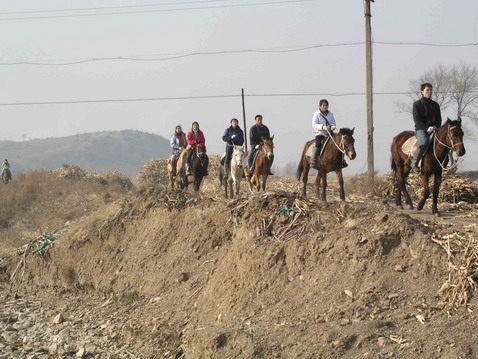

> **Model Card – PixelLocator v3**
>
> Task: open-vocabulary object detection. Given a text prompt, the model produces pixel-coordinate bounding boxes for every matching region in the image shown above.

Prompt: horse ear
[457,116,462,123]
[271,135,274,141]
[352,127,355,134]
[446,117,452,123]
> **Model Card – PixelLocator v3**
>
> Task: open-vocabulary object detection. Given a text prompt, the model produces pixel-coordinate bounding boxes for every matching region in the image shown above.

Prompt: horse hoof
[408,204,414,210]
[433,211,441,217]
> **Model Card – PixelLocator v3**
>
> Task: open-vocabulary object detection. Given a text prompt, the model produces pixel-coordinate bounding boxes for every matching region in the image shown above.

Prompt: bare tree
[396,63,478,124]
[396,64,454,114]
[449,64,478,124]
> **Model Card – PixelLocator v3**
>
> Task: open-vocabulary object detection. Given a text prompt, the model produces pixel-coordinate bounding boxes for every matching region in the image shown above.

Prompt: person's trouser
[411,129,429,169]
[224,146,233,175]
[311,135,325,164]
[171,150,179,173]
[247,147,258,171]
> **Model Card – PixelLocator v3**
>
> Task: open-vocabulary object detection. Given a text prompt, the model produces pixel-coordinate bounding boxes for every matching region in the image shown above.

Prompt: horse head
[233,144,245,168]
[261,136,274,161]
[339,128,356,160]
[444,118,466,157]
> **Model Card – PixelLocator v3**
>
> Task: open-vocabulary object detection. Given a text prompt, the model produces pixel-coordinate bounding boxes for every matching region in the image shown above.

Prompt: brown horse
[390,118,465,215]
[242,137,274,192]
[296,128,356,201]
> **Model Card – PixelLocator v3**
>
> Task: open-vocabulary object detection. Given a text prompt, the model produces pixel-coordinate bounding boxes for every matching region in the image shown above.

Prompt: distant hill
[0,130,170,176]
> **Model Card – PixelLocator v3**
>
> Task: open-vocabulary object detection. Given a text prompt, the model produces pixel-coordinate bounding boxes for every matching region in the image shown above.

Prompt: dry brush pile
[53,164,133,189]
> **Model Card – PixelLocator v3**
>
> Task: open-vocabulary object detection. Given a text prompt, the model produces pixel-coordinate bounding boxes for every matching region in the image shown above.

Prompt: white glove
[321,124,327,130]
[427,126,436,133]
[330,125,336,131]
[231,134,236,139]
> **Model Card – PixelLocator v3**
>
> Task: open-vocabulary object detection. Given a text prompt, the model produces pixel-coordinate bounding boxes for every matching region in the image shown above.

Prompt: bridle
[326,129,354,155]
[432,125,463,172]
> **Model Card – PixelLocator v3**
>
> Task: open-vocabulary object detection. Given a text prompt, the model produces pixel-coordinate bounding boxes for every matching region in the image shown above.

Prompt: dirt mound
[3,182,478,357]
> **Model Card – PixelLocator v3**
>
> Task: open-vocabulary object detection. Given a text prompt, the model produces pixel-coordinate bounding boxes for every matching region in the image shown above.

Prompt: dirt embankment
[2,175,478,358]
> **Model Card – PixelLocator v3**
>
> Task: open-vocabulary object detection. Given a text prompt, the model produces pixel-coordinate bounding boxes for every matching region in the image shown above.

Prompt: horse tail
[296,147,306,181]
[391,157,397,173]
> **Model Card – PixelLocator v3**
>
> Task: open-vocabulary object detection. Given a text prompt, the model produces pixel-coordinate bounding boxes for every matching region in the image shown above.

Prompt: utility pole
[364,0,374,178]
[241,88,248,149]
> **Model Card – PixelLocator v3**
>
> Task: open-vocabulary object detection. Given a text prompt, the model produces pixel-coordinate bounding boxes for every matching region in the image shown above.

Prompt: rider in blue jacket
[222,118,244,175]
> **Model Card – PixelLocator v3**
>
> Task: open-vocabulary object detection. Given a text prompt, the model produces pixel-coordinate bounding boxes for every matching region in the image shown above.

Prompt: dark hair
[420,83,433,91]
[319,99,329,106]
[230,118,238,123]
[175,125,182,130]
[255,115,263,120]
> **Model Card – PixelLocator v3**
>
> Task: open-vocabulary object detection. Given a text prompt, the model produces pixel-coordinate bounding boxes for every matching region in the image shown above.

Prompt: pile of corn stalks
[432,231,478,310]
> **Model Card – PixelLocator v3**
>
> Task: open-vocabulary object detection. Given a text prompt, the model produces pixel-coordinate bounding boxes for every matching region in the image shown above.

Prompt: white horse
[219,145,244,198]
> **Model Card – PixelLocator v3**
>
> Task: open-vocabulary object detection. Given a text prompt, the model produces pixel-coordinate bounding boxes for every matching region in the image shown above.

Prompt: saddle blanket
[306,137,330,157]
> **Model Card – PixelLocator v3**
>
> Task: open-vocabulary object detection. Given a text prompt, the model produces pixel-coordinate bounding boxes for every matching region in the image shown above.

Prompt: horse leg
[223,177,228,198]
[302,161,310,197]
[254,173,260,192]
[431,171,443,216]
[315,172,321,199]
[261,174,268,191]
[396,163,413,209]
[335,170,345,201]
[320,172,327,202]
[416,174,430,211]
[228,178,233,198]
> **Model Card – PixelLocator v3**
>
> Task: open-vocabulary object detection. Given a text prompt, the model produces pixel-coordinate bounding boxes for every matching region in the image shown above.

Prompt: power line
[375,41,478,47]
[0,43,363,66]
[1,41,476,66]
[0,0,230,15]
[0,0,319,21]
[2,91,478,107]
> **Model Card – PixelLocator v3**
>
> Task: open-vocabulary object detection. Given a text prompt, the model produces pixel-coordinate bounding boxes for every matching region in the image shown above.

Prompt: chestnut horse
[296,128,356,200]
[390,118,465,215]
[242,137,274,192]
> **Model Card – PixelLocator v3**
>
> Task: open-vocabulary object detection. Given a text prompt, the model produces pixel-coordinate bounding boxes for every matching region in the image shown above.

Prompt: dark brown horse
[242,137,274,192]
[178,146,209,192]
[390,118,465,215]
[296,128,356,200]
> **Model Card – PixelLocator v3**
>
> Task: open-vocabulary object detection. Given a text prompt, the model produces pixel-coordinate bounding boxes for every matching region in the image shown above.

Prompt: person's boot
[310,146,317,168]
[171,165,176,176]
[410,146,424,173]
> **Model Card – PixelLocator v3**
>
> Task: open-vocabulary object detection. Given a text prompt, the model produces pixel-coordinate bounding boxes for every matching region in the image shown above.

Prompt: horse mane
[338,128,354,136]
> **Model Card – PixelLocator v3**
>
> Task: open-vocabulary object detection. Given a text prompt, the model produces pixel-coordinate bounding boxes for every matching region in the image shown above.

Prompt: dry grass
[0,169,131,256]
[432,232,478,310]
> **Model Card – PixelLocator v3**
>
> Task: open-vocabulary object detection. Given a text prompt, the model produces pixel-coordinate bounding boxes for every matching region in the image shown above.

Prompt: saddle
[401,133,435,157]
[242,145,262,171]
[306,137,330,158]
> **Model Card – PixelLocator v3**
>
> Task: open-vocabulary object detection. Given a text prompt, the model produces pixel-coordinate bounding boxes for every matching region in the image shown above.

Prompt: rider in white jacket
[311,100,336,167]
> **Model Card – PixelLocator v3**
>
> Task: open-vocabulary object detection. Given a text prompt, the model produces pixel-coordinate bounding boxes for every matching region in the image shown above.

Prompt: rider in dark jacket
[411,83,442,172]
[222,118,244,175]
[246,115,273,176]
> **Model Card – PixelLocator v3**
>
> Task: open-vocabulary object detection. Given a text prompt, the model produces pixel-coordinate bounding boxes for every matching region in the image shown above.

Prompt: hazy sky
[1,0,477,173]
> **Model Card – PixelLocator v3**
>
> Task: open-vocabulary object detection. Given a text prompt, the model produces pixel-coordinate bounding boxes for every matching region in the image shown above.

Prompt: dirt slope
[2,175,477,358]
